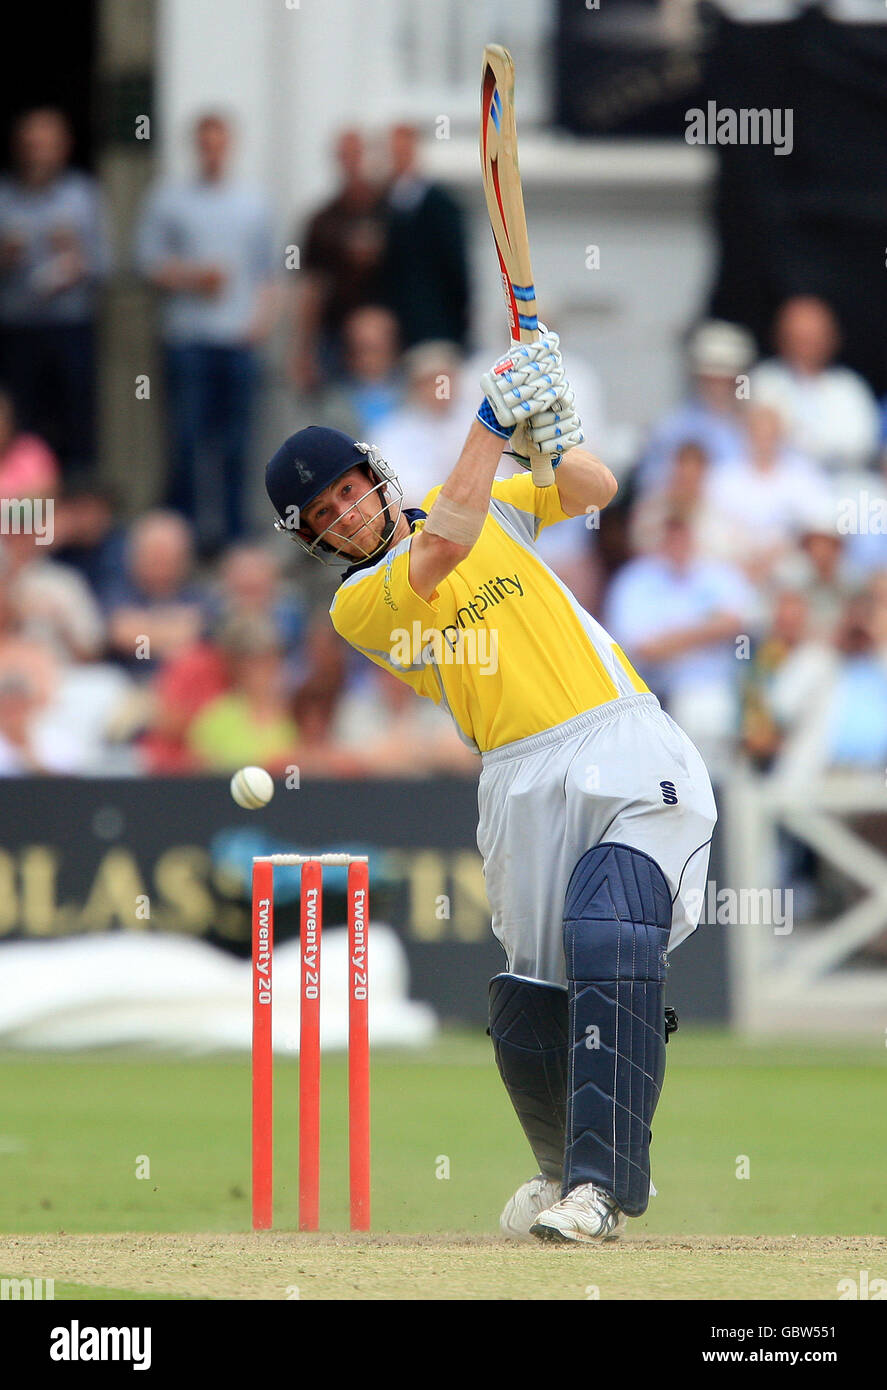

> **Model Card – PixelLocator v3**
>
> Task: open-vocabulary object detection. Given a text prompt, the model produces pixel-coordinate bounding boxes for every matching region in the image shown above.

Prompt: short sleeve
[488,472,571,543]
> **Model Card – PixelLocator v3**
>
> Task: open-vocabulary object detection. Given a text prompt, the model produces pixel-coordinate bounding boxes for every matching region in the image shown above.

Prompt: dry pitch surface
[2,1233,884,1300]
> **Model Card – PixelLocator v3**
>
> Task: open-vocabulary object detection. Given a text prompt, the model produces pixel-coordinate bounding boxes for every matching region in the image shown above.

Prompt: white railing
[725,768,887,1035]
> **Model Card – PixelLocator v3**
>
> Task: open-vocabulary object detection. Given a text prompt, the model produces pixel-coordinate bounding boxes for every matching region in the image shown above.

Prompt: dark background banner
[555,0,710,137]
[0,778,729,1024]
[556,4,887,394]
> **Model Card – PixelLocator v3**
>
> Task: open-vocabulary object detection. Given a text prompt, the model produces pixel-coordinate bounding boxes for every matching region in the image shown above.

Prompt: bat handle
[518,328,556,488]
[530,453,556,488]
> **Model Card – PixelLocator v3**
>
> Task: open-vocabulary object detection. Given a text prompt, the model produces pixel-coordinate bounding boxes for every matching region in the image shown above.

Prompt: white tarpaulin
[0,926,437,1051]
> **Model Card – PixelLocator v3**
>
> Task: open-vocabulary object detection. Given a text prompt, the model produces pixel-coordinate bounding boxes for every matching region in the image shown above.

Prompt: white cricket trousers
[476,693,718,987]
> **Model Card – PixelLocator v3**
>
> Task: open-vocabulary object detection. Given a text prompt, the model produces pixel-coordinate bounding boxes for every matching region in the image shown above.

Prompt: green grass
[0,1030,884,1238]
[42,1282,179,1300]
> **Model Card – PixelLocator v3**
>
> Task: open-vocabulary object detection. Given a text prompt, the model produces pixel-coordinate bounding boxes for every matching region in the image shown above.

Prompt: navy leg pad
[563,842,672,1216]
[489,974,568,1181]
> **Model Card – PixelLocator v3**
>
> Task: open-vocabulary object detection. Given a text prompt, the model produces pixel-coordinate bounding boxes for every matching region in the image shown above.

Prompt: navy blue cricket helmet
[265,426,403,567]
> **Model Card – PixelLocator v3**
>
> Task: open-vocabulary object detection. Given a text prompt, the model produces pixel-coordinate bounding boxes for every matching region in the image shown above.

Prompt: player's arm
[553,446,618,517]
[408,334,567,600]
[135,197,224,296]
[408,419,504,601]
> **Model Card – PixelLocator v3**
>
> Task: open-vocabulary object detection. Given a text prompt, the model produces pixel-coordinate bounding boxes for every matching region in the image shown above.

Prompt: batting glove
[509,386,584,467]
[478,328,566,431]
[476,395,514,439]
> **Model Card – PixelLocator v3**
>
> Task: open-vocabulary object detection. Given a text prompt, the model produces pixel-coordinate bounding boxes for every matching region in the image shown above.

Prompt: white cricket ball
[230,766,275,810]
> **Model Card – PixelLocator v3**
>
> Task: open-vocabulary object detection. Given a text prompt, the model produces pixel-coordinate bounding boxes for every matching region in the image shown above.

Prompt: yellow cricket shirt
[329,473,649,753]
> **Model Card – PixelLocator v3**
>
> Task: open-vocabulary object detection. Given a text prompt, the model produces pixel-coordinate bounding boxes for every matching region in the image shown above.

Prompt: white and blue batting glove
[477,328,566,433]
[476,395,514,439]
[509,386,585,468]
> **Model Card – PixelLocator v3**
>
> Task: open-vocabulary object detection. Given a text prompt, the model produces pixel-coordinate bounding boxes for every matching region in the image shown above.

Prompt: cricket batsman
[265,330,717,1243]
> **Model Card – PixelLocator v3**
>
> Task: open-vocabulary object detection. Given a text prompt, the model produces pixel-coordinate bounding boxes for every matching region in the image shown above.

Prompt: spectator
[706,403,833,582]
[141,591,328,777]
[379,124,470,351]
[135,111,278,553]
[0,108,110,476]
[374,340,469,506]
[288,129,388,391]
[772,501,856,639]
[868,568,887,647]
[338,305,402,433]
[209,542,308,687]
[0,670,79,773]
[0,388,59,497]
[740,586,810,769]
[637,319,755,491]
[766,586,887,783]
[750,296,880,477]
[0,572,57,704]
[140,631,230,774]
[629,440,735,562]
[49,480,126,604]
[0,544,136,772]
[105,510,207,673]
[186,615,300,774]
[139,545,306,775]
[2,524,105,663]
[31,654,139,776]
[605,513,756,775]
[737,583,820,915]
[834,449,887,582]
[0,670,41,771]
[0,578,92,772]
[291,612,351,746]
[331,665,478,776]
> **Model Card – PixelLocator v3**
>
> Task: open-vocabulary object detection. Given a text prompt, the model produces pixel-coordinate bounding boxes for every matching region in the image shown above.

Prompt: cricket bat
[480,44,554,487]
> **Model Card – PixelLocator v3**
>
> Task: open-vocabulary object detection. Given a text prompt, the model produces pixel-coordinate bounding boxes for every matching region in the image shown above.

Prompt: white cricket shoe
[500,1174,563,1241]
[530,1182,627,1244]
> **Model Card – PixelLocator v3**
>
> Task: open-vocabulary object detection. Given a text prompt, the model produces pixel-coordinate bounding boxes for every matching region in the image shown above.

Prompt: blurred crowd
[0,106,885,781]
[607,306,887,783]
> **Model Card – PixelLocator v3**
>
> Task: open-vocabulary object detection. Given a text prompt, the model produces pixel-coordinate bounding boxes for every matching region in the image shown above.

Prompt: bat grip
[530,453,556,488]
[518,329,556,487]
[514,322,558,487]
